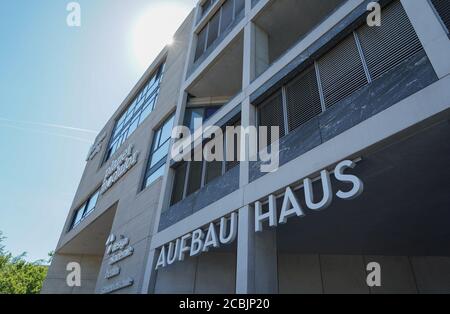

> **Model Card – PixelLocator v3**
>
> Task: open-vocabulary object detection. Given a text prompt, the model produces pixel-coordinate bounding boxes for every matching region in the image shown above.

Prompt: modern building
[42,0,450,294]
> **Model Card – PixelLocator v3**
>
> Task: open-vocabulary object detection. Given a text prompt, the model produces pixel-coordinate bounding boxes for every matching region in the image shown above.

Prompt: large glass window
[143,114,175,189]
[105,62,165,162]
[70,189,100,230]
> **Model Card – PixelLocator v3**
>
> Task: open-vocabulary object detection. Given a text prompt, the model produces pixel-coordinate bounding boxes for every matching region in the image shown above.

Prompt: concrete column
[235,205,278,294]
[141,249,158,294]
[236,205,255,293]
[240,21,256,187]
[254,227,278,293]
[252,24,270,79]
[142,4,200,295]
[401,0,450,78]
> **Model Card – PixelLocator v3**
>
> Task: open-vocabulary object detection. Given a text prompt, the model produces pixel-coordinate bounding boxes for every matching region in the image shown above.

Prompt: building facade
[42,0,450,294]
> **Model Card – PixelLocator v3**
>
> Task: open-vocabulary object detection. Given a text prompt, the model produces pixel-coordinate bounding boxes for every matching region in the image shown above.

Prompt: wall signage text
[86,132,107,161]
[156,213,238,269]
[155,160,364,269]
[101,145,139,194]
[101,234,135,294]
[100,277,134,294]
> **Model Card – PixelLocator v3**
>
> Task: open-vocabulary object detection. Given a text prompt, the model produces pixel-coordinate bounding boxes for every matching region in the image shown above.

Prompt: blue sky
[0,0,195,261]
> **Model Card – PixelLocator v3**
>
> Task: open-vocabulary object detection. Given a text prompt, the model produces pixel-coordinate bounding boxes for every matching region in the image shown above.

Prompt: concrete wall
[41,253,102,294]
[154,251,236,294]
[43,11,195,294]
[278,254,450,294]
[45,0,450,295]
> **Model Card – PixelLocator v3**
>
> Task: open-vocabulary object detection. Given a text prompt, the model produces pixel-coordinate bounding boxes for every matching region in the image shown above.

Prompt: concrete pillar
[236,205,278,294]
[141,249,158,294]
[254,227,278,293]
[240,20,256,187]
[236,205,255,293]
[142,4,200,294]
[401,0,450,78]
[252,24,270,79]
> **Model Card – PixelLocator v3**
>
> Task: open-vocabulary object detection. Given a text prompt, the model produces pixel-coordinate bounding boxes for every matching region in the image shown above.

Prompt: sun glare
[131,1,193,70]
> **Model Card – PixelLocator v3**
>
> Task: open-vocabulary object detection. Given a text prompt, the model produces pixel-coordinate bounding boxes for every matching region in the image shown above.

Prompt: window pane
[195,26,208,61]
[171,163,187,205]
[234,0,245,19]
[73,204,86,227]
[105,62,165,162]
[160,115,175,143]
[84,190,99,215]
[140,103,153,122]
[150,141,170,168]
[144,164,165,188]
[204,107,220,120]
[202,0,212,15]
[207,10,221,48]
[142,114,174,191]
[220,0,234,33]
[184,108,204,132]
[127,116,140,137]
[186,161,203,196]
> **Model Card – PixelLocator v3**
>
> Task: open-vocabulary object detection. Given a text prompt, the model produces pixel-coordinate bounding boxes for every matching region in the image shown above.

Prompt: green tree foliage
[0,231,49,294]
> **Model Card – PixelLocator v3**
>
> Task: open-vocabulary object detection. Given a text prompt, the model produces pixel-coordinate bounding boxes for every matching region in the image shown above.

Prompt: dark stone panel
[319,51,438,142]
[249,51,438,183]
[192,164,240,212]
[158,193,196,232]
[158,165,240,231]
[249,117,322,182]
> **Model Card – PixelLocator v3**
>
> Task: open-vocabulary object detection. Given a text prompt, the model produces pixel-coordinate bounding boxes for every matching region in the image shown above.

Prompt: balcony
[252,0,345,79]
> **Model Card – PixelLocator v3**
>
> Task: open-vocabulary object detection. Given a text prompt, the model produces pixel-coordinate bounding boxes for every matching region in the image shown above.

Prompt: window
[257,1,423,144]
[258,91,285,148]
[170,118,241,206]
[70,189,100,230]
[143,114,175,189]
[286,66,322,132]
[220,0,234,33]
[357,0,423,80]
[194,0,245,62]
[207,10,221,48]
[184,106,221,132]
[317,34,368,109]
[199,0,215,20]
[105,62,165,162]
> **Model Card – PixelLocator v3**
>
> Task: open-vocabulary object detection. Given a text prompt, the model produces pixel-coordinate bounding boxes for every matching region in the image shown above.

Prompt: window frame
[142,114,175,190]
[103,62,166,164]
[69,188,101,231]
[170,117,241,206]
